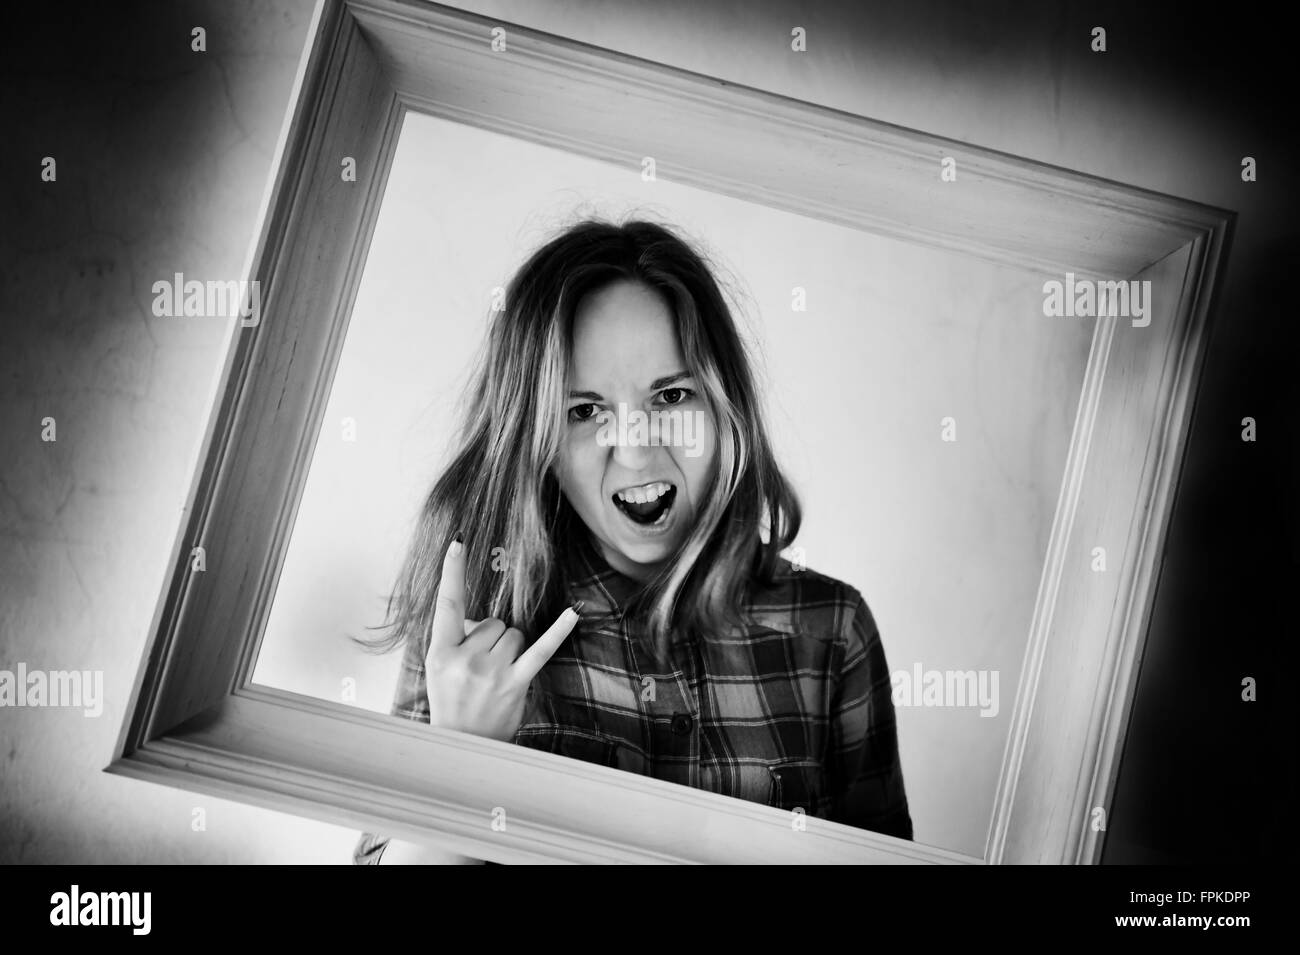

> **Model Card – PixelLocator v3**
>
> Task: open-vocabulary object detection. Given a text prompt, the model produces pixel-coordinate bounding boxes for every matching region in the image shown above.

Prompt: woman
[354,218,912,863]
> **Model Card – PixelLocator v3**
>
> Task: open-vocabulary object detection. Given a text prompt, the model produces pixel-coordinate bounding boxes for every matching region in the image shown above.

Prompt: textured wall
[1,0,1292,863]
[0,0,352,863]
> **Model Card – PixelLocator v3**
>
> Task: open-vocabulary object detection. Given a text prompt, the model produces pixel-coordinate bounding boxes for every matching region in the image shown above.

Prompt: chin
[615,539,675,566]
[599,520,692,570]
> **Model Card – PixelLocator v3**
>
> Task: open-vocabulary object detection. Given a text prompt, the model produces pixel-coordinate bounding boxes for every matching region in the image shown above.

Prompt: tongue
[617,487,675,525]
[622,493,672,524]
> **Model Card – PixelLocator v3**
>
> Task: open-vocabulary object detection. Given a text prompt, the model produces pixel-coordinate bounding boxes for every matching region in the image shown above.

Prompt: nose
[611,432,653,471]
[609,403,654,471]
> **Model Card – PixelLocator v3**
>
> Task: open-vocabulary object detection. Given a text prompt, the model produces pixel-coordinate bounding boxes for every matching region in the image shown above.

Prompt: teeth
[617,481,672,503]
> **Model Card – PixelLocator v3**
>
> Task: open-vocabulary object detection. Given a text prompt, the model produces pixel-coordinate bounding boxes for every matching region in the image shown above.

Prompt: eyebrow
[650,371,692,390]
[567,371,692,401]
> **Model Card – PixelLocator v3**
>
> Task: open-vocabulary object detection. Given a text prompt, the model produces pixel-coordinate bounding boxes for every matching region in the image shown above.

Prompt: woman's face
[555,279,718,582]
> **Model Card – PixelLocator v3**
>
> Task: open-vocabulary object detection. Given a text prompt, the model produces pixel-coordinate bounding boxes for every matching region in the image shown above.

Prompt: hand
[423,535,580,742]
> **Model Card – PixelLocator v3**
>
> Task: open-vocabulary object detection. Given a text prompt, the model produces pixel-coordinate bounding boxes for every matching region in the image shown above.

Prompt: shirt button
[670,713,693,736]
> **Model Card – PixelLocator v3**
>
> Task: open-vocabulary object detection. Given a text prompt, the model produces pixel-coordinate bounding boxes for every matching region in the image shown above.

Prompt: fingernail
[449,531,464,555]
[571,600,585,615]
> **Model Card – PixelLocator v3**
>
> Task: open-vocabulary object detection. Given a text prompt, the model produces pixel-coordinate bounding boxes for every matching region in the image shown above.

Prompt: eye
[657,387,695,406]
[567,403,600,423]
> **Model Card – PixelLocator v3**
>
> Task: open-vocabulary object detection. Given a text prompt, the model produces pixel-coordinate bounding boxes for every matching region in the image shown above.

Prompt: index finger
[509,603,581,686]
[429,533,466,651]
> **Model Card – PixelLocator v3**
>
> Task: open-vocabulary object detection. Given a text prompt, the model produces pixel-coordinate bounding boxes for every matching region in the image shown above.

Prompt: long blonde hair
[360,218,800,655]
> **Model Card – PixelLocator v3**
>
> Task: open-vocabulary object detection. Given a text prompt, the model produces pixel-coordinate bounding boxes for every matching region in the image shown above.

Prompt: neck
[594,538,664,584]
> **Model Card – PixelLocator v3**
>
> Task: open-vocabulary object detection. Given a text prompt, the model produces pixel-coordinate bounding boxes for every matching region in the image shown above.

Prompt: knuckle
[427,648,467,677]
[425,649,454,675]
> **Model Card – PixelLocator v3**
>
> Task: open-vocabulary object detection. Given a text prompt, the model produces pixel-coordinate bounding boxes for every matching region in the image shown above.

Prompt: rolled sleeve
[353,830,390,865]
[351,628,431,864]
[825,594,913,840]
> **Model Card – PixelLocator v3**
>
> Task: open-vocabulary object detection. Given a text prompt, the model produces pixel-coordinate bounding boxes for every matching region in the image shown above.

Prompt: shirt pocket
[514,724,623,770]
[767,759,828,816]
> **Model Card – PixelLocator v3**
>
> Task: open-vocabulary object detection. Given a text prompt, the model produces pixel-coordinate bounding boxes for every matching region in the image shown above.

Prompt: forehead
[569,280,685,385]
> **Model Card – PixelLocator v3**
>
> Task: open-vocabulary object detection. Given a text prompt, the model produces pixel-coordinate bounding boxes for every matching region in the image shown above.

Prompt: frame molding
[109,0,1233,864]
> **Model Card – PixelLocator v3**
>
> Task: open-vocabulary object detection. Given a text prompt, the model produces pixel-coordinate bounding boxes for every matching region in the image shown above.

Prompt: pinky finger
[510,605,580,685]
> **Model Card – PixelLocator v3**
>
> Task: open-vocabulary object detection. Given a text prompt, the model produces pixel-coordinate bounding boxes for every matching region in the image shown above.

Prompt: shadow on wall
[1102,236,1299,864]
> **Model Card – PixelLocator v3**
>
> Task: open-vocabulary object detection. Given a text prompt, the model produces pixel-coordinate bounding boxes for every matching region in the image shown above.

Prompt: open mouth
[612,481,677,526]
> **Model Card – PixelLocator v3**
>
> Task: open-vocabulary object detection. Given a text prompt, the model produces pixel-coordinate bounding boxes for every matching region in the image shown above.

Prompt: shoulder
[743,557,877,649]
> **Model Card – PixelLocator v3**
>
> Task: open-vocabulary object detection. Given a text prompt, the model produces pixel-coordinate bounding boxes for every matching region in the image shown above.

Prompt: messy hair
[360,218,800,655]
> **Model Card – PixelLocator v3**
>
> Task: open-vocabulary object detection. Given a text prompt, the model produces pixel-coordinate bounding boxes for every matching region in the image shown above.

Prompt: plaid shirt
[354,539,912,863]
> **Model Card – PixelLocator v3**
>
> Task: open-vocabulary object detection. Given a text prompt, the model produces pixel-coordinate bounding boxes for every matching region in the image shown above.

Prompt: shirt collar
[562,532,795,640]
[564,532,643,619]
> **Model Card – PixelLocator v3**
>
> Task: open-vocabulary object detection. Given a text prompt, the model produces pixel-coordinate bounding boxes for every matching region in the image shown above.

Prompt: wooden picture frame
[107,0,1233,864]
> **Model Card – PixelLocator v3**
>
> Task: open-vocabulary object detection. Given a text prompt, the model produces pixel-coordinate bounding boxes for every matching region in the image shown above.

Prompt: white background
[253,110,1096,858]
